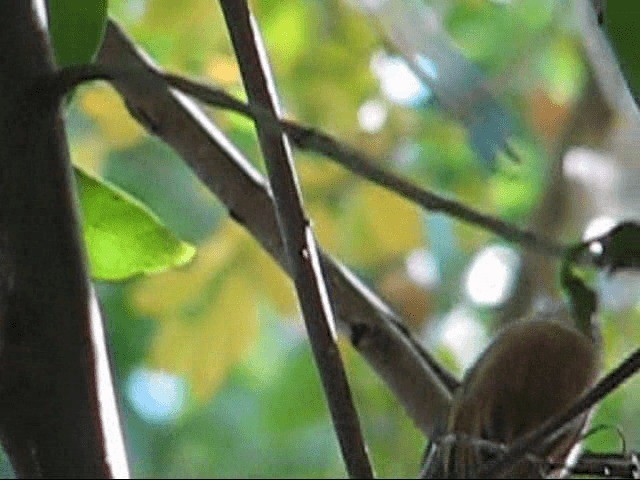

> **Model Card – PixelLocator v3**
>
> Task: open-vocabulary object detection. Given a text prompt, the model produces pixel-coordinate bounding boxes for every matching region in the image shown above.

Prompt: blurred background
[3,0,639,477]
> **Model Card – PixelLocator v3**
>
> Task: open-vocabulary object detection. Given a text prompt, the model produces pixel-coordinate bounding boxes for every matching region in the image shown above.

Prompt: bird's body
[423,318,600,478]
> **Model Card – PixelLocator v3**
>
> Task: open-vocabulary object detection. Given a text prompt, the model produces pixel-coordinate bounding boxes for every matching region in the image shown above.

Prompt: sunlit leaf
[339,183,423,265]
[75,167,196,280]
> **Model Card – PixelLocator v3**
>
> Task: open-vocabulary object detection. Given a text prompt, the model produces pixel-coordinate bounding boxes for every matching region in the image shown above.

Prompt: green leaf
[47,0,108,67]
[602,1,640,101]
[74,167,196,281]
[560,245,598,336]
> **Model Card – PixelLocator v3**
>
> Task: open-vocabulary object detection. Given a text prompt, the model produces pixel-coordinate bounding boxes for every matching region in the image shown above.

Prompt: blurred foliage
[5,0,635,478]
[132,221,296,401]
[586,307,640,453]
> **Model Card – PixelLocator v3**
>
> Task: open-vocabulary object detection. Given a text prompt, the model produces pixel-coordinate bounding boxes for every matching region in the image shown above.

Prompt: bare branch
[161,74,566,258]
[219,2,373,476]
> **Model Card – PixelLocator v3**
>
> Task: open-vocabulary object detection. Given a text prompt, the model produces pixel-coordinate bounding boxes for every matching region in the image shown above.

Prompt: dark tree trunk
[0,2,128,477]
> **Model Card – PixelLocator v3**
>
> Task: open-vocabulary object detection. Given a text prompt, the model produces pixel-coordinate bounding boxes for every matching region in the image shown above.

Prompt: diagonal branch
[218,1,372,476]
[94,19,454,438]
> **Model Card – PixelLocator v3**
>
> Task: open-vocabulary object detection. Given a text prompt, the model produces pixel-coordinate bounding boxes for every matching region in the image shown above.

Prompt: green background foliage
[3,0,637,477]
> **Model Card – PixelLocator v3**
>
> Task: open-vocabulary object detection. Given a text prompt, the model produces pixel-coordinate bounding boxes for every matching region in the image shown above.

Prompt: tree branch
[219,1,373,476]
[159,74,566,258]
[0,3,129,478]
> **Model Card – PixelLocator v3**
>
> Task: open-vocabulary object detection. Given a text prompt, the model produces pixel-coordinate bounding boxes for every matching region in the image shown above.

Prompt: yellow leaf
[79,85,146,149]
[246,238,298,317]
[147,271,258,402]
[297,158,349,195]
[132,220,269,400]
[143,0,212,32]
[364,185,422,253]
[133,222,244,316]
[69,134,109,175]
[149,313,197,375]
[188,273,258,400]
[205,55,241,86]
[307,203,339,254]
[339,183,423,265]
[137,0,221,71]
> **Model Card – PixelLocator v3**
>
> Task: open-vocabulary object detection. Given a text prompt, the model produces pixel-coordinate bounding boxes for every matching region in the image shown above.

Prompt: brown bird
[422,312,601,478]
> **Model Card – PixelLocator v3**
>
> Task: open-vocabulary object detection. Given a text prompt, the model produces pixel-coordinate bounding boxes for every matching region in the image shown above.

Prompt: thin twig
[219,1,373,477]
[49,63,567,258]
[479,347,640,478]
[162,73,566,258]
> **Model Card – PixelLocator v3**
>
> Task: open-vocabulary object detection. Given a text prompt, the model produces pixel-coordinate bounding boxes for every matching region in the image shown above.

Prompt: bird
[421,309,601,478]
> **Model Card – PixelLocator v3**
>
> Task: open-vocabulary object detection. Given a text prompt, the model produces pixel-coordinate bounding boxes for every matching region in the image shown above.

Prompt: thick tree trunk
[0,2,128,477]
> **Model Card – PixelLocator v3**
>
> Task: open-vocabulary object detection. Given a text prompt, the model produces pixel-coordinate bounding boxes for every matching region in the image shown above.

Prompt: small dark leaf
[47,0,108,67]
[561,246,598,335]
[601,1,640,106]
